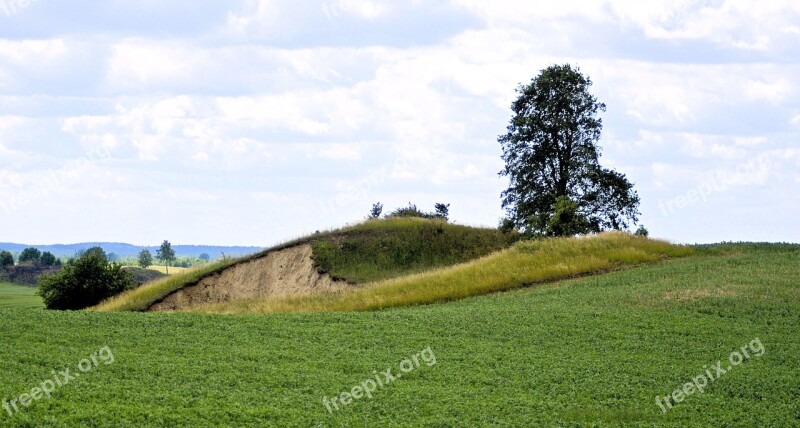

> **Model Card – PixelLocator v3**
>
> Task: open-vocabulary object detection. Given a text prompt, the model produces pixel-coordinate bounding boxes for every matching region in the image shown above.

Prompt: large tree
[499,64,640,236]
[156,240,176,274]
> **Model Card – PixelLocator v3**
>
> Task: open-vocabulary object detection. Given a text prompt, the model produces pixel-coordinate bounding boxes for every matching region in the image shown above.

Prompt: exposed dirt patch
[148,244,348,311]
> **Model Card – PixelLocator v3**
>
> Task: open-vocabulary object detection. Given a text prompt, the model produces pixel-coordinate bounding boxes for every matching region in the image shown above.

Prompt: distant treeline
[0,242,263,260]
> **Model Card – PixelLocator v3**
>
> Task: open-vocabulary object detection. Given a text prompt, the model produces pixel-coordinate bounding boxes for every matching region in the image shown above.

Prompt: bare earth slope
[149,244,346,311]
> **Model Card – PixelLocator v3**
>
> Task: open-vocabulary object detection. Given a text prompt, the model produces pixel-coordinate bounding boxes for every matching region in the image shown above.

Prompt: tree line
[0,248,61,268]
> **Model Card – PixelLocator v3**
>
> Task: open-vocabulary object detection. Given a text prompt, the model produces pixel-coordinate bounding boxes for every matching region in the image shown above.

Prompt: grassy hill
[199,231,692,314]
[1,243,797,426]
[92,218,517,312]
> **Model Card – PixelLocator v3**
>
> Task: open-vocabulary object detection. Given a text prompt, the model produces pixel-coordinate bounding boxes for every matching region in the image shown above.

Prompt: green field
[1,244,797,426]
[0,282,43,309]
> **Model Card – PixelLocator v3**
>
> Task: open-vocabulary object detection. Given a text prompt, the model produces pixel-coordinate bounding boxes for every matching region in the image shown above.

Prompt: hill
[92,217,517,312]
[92,219,691,314]
[1,243,797,426]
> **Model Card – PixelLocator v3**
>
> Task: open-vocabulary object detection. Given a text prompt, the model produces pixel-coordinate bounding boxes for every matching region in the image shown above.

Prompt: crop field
[1,244,797,426]
[0,282,43,309]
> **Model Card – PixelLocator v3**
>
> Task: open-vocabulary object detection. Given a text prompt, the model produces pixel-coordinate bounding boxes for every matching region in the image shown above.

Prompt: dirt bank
[148,244,346,311]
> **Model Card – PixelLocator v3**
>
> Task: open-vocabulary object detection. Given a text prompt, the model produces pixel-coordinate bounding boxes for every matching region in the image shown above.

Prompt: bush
[634,225,649,237]
[18,247,41,264]
[386,202,451,221]
[40,251,57,266]
[544,196,592,237]
[0,250,13,268]
[38,251,133,310]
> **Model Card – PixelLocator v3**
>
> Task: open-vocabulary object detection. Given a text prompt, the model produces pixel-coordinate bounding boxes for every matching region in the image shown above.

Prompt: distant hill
[0,242,262,260]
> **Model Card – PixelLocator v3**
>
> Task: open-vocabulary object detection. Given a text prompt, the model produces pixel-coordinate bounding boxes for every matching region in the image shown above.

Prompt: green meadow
[1,243,797,426]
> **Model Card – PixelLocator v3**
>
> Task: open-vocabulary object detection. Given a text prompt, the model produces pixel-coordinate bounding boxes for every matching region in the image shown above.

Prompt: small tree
[434,203,450,221]
[0,250,13,268]
[369,202,383,219]
[37,251,133,310]
[156,240,176,274]
[199,253,210,262]
[634,225,649,237]
[40,251,57,266]
[18,247,42,264]
[138,249,154,268]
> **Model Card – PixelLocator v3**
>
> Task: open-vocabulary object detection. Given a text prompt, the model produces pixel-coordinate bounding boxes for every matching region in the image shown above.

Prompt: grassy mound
[197,232,692,314]
[310,217,516,283]
[92,218,515,312]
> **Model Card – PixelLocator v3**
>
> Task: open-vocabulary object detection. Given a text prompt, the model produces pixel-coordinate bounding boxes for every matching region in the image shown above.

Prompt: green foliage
[82,246,108,261]
[385,202,451,221]
[18,247,41,264]
[156,240,176,274]
[199,253,210,262]
[537,195,592,237]
[40,251,57,266]
[635,224,650,237]
[0,250,13,268]
[499,64,640,235]
[3,243,797,426]
[498,217,517,234]
[37,251,133,310]
[433,202,450,221]
[310,217,515,283]
[369,202,383,219]
[138,249,154,268]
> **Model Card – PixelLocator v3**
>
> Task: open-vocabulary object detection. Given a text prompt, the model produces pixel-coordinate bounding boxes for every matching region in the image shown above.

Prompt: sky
[0,0,798,246]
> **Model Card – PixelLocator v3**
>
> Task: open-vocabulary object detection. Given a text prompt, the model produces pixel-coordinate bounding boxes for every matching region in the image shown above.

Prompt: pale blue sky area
[1,1,798,246]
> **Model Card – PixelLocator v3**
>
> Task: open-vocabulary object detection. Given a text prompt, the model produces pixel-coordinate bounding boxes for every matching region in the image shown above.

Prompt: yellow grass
[193,232,692,314]
[147,265,190,275]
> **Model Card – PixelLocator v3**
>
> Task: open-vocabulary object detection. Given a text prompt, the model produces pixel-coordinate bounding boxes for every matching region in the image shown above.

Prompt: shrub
[38,251,133,310]
[40,251,57,266]
[634,225,649,237]
[369,202,383,219]
[18,247,42,264]
[0,250,13,268]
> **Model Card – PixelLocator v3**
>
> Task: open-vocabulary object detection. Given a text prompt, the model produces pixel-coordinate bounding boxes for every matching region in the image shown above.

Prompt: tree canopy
[499,64,640,236]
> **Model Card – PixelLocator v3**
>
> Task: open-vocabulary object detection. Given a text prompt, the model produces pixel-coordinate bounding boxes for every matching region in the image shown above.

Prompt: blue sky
[1,0,798,246]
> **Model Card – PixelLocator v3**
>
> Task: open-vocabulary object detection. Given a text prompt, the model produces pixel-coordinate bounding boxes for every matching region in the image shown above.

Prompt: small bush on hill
[38,250,133,310]
[385,202,451,221]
